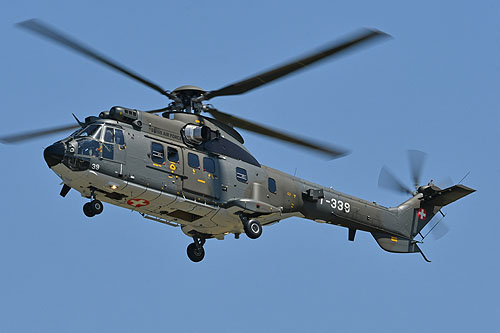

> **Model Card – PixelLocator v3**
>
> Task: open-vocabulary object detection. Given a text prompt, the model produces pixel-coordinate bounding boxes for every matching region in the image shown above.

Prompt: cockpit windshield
[73,124,102,139]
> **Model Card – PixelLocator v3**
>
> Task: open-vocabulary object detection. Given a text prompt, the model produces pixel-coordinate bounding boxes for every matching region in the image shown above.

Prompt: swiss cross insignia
[417,208,427,220]
[127,198,150,207]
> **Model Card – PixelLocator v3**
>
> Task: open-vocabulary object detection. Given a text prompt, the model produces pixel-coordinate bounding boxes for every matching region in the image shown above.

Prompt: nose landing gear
[83,199,104,217]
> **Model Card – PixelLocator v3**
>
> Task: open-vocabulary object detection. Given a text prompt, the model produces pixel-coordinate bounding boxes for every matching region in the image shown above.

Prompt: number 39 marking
[330,198,350,213]
[91,163,100,171]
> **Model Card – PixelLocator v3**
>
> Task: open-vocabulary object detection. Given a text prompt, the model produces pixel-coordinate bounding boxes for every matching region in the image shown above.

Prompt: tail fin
[372,184,475,255]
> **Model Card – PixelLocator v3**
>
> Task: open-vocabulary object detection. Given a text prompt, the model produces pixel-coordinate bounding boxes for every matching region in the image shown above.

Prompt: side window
[268,177,277,193]
[115,129,125,145]
[104,127,114,143]
[188,153,200,169]
[151,142,165,164]
[236,167,248,183]
[102,143,114,160]
[168,147,179,163]
[203,157,215,173]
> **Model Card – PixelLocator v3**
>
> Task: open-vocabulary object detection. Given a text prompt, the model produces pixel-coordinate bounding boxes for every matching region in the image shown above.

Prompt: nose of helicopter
[43,142,65,167]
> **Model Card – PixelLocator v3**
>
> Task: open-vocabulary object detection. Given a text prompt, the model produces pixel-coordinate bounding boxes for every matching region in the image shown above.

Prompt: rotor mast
[165,85,207,114]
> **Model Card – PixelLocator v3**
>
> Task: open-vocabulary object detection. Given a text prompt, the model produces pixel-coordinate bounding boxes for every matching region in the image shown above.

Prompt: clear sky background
[0,1,498,332]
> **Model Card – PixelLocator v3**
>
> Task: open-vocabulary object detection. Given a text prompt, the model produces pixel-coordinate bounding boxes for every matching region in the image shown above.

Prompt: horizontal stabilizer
[424,184,475,207]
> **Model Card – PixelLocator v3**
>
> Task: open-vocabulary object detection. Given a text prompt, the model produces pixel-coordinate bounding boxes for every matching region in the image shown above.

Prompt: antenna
[458,171,471,185]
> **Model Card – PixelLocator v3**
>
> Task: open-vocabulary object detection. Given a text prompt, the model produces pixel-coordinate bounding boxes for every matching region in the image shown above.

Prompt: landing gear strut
[187,237,205,262]
[83,189,104,217]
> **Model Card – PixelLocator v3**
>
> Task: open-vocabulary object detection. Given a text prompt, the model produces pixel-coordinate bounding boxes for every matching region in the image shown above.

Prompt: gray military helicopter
[1,19,475,262]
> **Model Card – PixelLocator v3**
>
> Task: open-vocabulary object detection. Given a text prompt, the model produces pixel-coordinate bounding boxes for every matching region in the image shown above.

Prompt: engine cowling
[184,124,211,145]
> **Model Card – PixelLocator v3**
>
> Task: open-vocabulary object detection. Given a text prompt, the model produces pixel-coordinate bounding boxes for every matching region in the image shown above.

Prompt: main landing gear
[187,237,205,262]
[240,216,262,239]
[185,218,262,263]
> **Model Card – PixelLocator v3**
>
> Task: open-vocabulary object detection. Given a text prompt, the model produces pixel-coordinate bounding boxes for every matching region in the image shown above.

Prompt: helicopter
[0,19,475,262]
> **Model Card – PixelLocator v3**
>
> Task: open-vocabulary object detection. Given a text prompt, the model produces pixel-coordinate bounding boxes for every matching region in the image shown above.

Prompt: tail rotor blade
[434,176,454,189]
[421,209,450,241]
[431,222,450,240]
[378,166,413,195]
[408,149,427,189]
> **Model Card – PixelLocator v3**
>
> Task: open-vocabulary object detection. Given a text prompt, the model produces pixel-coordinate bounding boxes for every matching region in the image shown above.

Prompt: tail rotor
[377,166,414,196]
[378,149,428,196]
[408,149,427,191]
[378,149,451,240]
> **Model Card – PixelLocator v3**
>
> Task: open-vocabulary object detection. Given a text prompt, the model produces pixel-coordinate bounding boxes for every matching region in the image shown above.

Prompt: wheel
[90,200,104,215]
[244,219,262,239]
[187,243,205,262]
[83,202,95,217]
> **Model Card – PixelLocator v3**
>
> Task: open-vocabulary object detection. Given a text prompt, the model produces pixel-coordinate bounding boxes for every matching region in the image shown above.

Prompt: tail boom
[371,184,475,254]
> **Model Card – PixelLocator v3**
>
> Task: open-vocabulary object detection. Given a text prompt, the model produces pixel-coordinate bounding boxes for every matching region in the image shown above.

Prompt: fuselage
[44,109,409,241]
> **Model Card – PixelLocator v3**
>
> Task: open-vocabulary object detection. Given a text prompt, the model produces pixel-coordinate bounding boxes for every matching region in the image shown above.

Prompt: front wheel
[187,243,205,262]
[244,219,262,239]
[83,202,95,217]
[90,200,103,215]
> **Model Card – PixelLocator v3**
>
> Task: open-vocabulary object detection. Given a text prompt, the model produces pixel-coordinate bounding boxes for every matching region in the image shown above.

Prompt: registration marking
[321,197,351,213]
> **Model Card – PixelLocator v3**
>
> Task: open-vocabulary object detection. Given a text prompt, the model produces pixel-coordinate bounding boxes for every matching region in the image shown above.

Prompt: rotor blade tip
[337,149,351,157]
[16,18,38,28]
[325,149,350,160]
[358,27,391,39]
[367,28,392,39]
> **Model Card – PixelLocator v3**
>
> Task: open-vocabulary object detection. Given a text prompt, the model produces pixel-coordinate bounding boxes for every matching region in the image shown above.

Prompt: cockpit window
[75,125,102,139]
[70,128,81,137]
[104,127,114,143]
[76,139,100,157]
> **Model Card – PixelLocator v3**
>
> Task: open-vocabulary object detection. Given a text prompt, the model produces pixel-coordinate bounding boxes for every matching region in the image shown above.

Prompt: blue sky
[0,1,498,332]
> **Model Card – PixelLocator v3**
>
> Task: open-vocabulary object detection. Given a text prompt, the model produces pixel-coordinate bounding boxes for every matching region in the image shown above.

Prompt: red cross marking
[127,198,150,207]
[417,208,427,220]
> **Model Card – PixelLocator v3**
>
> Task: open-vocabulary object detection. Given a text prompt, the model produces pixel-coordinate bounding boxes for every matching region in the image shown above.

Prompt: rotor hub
[171,85,205,107]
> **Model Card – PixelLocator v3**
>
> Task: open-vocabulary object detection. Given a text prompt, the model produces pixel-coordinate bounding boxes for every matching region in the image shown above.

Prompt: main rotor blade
[0,123,80,144]
[408,149,427,189]
[201,29,389,100]
[378,166,413,196]
[205,107,348,158]
[17,19,177,101]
